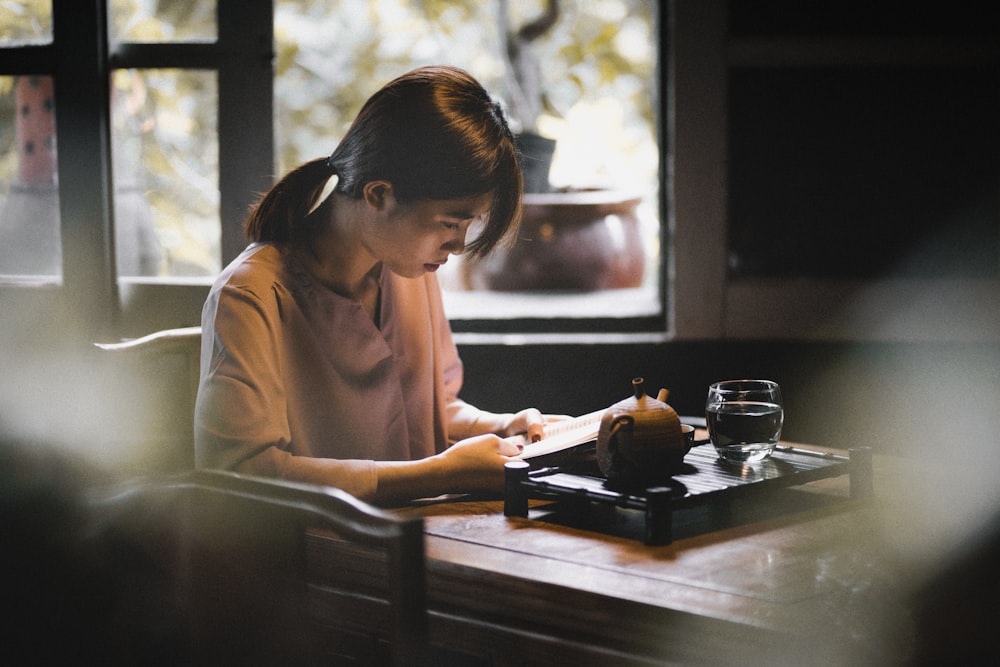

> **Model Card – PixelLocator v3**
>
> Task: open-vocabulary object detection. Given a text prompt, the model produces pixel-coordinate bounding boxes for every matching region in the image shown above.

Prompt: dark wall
[458,340,1000,458]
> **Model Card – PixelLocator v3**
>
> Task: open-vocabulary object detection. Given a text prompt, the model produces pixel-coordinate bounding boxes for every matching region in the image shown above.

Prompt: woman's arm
[370,432,522,504]
[234,432,521,505]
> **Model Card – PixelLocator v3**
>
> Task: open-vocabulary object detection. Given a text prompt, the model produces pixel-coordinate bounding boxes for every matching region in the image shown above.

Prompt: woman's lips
[424,263,441,272]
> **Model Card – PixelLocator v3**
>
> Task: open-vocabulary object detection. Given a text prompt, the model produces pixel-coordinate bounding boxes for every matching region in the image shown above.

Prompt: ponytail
[243,158,334,243]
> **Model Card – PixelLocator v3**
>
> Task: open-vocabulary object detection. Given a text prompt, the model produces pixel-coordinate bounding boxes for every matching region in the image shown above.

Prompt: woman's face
[367,187,493,279]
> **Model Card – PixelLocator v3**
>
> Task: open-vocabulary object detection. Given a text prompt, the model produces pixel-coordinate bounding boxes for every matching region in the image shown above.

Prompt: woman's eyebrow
[443,209,481,221]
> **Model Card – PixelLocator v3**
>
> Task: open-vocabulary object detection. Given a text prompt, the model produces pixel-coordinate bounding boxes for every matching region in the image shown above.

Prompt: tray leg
[849,447,874,499]
[645,486,673,546]
[504,461,531,517]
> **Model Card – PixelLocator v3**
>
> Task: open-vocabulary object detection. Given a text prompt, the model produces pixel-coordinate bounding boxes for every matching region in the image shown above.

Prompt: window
[2,0,664,341]
[0,0,272,337]
[727,3,999,281]
[6,1,996,344]
[672,0,1000,342]
[1,2,57,282]
[109,0,273,336]
[0,73,60,279]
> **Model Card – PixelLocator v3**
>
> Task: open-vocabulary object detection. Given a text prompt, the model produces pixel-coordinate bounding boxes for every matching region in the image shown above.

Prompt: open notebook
[506,408,605,459]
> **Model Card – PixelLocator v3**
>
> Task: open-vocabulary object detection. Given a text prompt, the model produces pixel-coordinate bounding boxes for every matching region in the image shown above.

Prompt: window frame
[112,0,274,336]
[3,0,671,342]
[0,0,273,340]
[670,0,1000,344]
[0,1,115,338]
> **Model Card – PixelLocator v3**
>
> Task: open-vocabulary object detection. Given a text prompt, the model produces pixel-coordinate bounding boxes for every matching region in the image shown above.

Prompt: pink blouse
[194,243,484,499]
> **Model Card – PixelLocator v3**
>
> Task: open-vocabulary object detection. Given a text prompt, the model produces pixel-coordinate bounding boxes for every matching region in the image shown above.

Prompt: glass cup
[706,380,783,463]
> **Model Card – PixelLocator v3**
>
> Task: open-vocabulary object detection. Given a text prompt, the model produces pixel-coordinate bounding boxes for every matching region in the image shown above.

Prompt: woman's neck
[293,193,381,302]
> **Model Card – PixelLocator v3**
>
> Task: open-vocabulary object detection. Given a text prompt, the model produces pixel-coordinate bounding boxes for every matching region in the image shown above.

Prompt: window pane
[728,66,1000,279]
[0,0,52,43]
[0,75,61,281]
[111,69,219,278]
[109,0,216,42]
[274,0,661,321]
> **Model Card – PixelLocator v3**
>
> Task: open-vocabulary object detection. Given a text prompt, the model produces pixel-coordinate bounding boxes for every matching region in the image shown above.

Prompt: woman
[195,66,555,504]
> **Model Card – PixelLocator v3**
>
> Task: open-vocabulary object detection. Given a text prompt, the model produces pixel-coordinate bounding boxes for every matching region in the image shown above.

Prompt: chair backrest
[94,326,202,476]
[94,468,427,666]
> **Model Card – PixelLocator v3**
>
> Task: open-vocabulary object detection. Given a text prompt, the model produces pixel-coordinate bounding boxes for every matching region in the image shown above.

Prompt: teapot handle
[606,414,635,453]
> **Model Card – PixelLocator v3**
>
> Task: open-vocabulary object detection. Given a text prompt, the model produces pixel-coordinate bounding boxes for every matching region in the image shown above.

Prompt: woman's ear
[362,180,393,210]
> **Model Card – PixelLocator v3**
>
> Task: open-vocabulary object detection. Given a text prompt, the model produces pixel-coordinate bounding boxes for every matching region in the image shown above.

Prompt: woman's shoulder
[215,243,286,289]
[205,244,298,316]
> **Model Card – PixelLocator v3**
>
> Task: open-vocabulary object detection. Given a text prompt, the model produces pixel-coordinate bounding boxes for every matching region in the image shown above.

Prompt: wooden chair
[94,468,427,666]
[94,326,202,476]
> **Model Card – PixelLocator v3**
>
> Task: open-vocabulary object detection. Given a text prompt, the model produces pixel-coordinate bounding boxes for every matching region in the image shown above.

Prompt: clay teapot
[597,377,688,489]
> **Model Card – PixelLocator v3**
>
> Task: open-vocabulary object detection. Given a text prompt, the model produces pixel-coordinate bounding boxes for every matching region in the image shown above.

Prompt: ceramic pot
[464,189,645,291]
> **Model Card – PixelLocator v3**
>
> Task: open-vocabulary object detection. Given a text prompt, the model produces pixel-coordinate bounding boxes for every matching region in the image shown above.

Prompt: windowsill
[118,275,215,286]
[442,286,661,320]
[0,274,61,287]
[443,286,669,345]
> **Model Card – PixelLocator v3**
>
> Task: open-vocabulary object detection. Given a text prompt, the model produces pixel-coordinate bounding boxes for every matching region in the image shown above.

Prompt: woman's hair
[244,65,522,258]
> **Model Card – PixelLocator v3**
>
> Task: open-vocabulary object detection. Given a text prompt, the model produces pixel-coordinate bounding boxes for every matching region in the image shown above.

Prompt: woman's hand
[373,410,575,503]
[498,408,546,442]
[498,408,573,443]
[373,433,519,503]
[435,433,522,494]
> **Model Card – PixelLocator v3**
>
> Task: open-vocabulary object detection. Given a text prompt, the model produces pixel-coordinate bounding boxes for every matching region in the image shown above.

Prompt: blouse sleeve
[194,279,378,500]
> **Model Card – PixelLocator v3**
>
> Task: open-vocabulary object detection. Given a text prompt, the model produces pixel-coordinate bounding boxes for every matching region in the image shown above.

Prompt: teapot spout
[631,377,670,403]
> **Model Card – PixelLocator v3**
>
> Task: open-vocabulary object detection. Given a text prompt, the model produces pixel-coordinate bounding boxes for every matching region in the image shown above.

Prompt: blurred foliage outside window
[108,0,220,276]
[109,0,216,41]
[111,68,219,276]
[0,0,51,43]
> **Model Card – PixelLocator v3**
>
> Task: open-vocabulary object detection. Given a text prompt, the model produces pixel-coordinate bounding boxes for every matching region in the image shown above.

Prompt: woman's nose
[443,235,465,255]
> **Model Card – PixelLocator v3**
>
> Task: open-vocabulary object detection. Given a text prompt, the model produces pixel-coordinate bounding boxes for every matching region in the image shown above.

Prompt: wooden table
[383,442,918,666]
